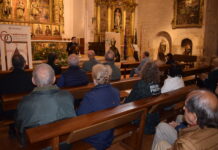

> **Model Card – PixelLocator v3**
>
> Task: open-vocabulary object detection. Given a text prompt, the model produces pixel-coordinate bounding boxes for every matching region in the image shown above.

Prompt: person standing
[66,37,79,55]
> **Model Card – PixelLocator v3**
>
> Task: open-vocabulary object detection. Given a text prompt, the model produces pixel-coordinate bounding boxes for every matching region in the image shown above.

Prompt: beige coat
[171,126,218,150]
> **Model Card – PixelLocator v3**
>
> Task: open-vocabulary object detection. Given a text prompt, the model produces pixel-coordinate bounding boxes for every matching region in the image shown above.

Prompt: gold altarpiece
[0,0,64,40]
[95,0,137,42]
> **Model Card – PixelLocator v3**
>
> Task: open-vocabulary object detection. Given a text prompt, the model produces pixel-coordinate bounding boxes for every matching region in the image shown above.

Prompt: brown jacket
[171,126,218,150]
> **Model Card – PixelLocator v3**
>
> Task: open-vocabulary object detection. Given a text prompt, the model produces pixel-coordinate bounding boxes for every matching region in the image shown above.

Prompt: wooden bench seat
[25,85,197,150]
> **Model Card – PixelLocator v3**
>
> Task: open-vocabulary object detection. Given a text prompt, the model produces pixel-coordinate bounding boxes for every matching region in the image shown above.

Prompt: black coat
[0,68,34,95]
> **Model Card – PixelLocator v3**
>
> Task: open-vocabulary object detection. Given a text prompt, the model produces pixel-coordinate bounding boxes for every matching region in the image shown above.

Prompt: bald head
[68,54,79,66]
[32,64,55,87]
[88,50,95,60]
[185,90,218,128]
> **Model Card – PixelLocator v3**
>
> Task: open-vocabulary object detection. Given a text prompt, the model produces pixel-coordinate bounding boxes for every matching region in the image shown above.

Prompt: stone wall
[136,0,207,59]
[204,0,218,57]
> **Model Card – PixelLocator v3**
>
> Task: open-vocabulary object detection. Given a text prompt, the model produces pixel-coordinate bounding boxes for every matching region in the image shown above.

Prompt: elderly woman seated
[77,64,120,150]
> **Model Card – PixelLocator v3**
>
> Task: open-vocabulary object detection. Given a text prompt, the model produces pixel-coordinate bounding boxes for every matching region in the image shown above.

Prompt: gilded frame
[172,0,204,28]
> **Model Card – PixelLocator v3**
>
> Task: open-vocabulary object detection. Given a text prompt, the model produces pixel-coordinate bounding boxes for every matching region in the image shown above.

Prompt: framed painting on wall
[172,0,204,28]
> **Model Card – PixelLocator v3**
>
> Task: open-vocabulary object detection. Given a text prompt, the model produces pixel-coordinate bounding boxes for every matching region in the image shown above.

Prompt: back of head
[87,50,95,60]
[105,50,115,62]
[168,64,182,77]
[12,54,26,69]
[143,51,150,57]
[68,54,79,66]
[92,64,112,85]
[141,61,160,83]
[185,90,218,128]
[47,53,57,65]
[32,63,55,87]
[158,52,166,62]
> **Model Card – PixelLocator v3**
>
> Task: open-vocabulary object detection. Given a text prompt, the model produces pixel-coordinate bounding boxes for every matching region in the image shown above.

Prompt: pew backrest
[26,85,198,150]
[1,77,140,111]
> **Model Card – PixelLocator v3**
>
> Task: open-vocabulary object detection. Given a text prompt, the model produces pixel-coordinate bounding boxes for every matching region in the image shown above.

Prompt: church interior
[0,0,218,150]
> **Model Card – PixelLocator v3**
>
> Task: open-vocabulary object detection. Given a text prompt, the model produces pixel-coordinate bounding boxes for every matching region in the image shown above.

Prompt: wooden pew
[25,85,197,150]
[1,77,140,111]
[174,54,197,68]
[182,66,211,85]
[1,65,210,112]
[121,62,140,78]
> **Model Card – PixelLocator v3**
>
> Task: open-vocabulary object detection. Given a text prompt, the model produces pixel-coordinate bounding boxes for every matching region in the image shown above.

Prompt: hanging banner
[0,24,32,70]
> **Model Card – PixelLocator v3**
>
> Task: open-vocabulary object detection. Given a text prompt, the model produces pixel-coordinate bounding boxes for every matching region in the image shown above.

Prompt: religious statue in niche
[2,0,12,18]
[158,39,167,54]
[172,0,203,28]
[30,0,41,20]
[35,24,43,35]
[181,38,192,55]
[16,0,25,19]
[110,38,120,62]
[45,25,52,36]
[53,27,60,36]
[114,8,122,30]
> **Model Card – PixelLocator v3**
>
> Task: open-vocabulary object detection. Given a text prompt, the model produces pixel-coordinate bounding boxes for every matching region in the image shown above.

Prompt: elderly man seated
[16,64,76,145]
[82,50,99,72]
[104,50,121,81]
[152,90,218,150]
[57,54,89,87]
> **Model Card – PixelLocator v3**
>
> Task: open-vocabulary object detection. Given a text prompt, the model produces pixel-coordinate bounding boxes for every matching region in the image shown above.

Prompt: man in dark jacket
[104,50,121,81]
[82,50,99,72]
[57,54,89,87]
[0,54,34,95]
[16,64,76,145]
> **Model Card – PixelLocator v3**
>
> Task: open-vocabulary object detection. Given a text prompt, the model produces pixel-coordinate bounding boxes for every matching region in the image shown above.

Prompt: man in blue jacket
[57,54,89,87]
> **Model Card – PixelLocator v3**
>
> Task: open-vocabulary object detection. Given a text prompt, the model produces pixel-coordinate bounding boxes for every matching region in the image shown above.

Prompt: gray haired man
[16,64,76,145]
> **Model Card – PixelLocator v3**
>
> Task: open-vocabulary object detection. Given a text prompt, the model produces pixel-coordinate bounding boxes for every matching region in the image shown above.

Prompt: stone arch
[156,31,172,53]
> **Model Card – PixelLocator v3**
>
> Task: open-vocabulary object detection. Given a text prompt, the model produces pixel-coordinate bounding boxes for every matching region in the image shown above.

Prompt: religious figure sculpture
[16,0,25,19]
[31,0,40,20]
[35,25,43,35]
[110,38,120,62]
[114,8,122,29]
[183,44,192,55]
[2,0,12,18]
[45,25,52,36]
[158,39,167,53]
[53,27,60,35]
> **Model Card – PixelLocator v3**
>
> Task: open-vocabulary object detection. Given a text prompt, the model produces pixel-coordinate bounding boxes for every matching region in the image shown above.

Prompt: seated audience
[77,64,120,150]
[152,90,218,150]
[166,53,175,65]
[130,51,150,77]
[16,64,76,145]
[0,54,34,95]
[161,64,184,93]
[47,53,62,75]
[155,52,166,67]
[82,50,99,72]
[57,54,89,87]
[126,61,161,103]
[104,50,121,81]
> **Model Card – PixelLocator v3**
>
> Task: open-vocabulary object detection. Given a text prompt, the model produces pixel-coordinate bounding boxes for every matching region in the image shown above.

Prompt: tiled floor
[0,126,154,150]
